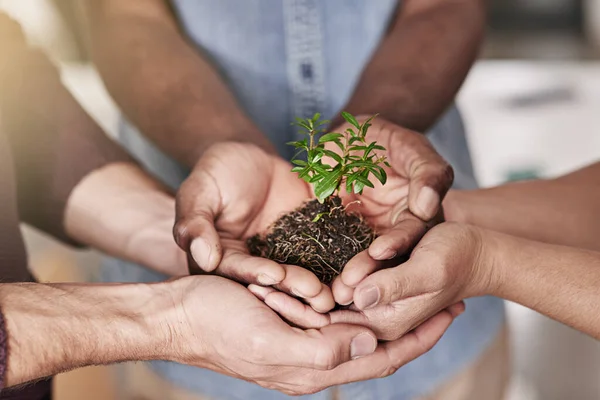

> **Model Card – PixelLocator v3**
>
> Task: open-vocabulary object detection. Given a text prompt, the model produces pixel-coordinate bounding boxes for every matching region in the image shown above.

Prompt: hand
[163,275,460,395]
[174,142,334,311]
[329,223,493,340]
[329,117,453,305]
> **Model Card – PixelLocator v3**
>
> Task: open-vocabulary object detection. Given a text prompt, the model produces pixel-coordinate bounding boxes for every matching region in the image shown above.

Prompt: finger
[254,287,331,329]
[370,217,426,261]
[218,243,286,285]
[273,264,323,299]
[174,171,223,272]
[447,301,466,318]
[303,284,336,313]
[406,159,453,221]
[331,276,355,306]
[353,260,433,310]
[387,130,453,221]
[339,250,398,291]
[309,309,456,387]
[247,284,278,301]
[279,324,377,370]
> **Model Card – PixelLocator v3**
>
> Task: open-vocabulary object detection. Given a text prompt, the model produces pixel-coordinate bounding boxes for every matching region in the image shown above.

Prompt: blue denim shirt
[102,1,505,399]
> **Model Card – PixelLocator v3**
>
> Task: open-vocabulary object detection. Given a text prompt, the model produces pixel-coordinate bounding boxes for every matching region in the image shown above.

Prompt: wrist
[470,227,510,298]
[1,282,167,386]
[442,190,471,224]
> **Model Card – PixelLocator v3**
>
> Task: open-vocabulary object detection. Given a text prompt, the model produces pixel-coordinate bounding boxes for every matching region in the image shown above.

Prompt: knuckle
[312,343,339,370]
[247,334,270,363]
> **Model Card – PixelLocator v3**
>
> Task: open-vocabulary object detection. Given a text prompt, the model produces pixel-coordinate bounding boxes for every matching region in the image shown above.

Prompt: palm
[176,142,334,307]
[200,142,311,239]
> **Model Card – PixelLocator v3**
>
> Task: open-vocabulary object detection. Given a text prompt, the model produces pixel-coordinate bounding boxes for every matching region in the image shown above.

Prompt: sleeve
[0,14,134,244]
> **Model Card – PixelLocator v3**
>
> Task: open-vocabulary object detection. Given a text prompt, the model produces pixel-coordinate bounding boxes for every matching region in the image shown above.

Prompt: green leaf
[346,160,375,169]
[312,212,329,223]
[332,139,345,151]
[309,152,323,164]
[321,149,343,163]
[319,132,344,143]
[353,180,365,194]
[311,162,332,175]
[311,113,322,123]
[287,139,308,149]
[314,166,344,201]
[292,159,307,166]
[291,166,305,173]
[384,161,391,168]
[355,174,375,189]
[372,144,386,151]
[349,136,362,145]
[370,166,387,185]
[348,145,369,152]
[341,111,360,129]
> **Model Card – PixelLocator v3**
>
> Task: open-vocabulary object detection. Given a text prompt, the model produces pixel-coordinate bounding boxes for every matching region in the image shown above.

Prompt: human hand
[174,142,334,311]
[161,275,460,395]
[328,223,494,340]
[328,117,453,304]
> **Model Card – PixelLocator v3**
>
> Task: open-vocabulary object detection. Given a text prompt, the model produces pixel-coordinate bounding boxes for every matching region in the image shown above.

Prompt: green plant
[289,111,390,203]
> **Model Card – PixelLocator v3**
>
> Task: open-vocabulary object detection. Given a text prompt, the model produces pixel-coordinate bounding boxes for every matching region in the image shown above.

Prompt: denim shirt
[101,1,505,399]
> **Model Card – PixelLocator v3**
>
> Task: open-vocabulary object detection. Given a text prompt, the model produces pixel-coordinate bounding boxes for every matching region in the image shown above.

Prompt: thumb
[353,259,432,310]
[387,130,454,221]
[406,159,453,221]
[174,170,223,272]
[283,324,378,370]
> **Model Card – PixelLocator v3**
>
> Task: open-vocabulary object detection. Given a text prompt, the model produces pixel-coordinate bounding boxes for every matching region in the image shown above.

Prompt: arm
[334,0,486,131]
[0,273,457,395]
[0,15,186,275]
[486,229,600,339]
[83,0,273,167]
[1,282,165,387]
[336,223,600,342]
[444,162,600,251]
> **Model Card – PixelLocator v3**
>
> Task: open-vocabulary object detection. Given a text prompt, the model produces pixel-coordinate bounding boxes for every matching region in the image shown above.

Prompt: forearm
[484,229,600,339]
[64,163,187,276]
[0,20,132,242]
[337,0,485,131]
[84,0,273,166]
[1,282,171,387]
[445,162,600,251]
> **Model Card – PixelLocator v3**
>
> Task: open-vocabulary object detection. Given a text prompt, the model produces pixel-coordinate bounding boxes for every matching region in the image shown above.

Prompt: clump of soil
[247,196,375,285]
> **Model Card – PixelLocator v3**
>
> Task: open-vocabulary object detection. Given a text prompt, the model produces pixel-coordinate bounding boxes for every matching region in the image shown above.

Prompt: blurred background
[1,0,600,399]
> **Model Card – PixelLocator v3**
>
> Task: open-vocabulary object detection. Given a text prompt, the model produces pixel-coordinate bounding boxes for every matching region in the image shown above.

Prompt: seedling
[247,111,388,284]
[288,112,390,202]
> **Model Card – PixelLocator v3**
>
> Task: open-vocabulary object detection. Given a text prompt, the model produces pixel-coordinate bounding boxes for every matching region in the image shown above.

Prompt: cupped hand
[174,142,334,311]
[329,117,453,305]
[164,275,459,396]
[330,222,493,340]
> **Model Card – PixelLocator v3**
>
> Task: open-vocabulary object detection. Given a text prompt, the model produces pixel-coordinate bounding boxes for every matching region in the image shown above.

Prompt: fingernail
[258,273,280,286]
[190,238,212,270]
[356,285,380,310]
[373,248,397,261]
[416,187,439,220]
[350,333,377,359]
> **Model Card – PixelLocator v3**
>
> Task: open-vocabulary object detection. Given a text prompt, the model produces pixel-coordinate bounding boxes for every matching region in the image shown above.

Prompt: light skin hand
[0,276,373,394]
[165,275,460,395]
[331,223,488,340]
[174,142,335,312]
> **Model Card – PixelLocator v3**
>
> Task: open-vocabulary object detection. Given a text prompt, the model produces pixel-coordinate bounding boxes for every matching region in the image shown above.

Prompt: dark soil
[247,196,375,285]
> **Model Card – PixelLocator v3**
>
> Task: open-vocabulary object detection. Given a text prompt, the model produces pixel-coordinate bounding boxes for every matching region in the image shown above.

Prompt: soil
[247,196,376,285]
